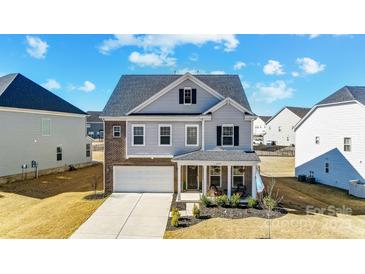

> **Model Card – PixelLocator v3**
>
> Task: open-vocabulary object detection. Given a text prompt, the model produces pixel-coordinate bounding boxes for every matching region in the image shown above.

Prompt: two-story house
[102,73,260,200]
[0,73,92,183]
[264,106,310,146]
[295,86,365,191]
[253,116,271,137]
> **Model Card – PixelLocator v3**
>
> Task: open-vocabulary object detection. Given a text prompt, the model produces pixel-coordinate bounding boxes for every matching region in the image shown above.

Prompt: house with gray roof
[295,86,365,194]
[86,111,104,140]
[0,73,92,182]
[253,115,271,138]
[264,106,310,146]
[101,72,261,200]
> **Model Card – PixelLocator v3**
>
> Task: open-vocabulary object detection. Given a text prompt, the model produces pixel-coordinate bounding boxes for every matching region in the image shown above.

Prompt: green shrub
[192,203,200,218]
[230,193,241,207]
[215,194,229,207]
[200,194,211,207]
[247,196,257,208]
[171,207,181,227]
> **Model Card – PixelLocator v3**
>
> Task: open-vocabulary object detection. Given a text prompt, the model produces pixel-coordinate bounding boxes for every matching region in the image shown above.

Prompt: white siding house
[0,73,91,180]
[264,106,310,146]
[253,116,270,136]
[295,86,365,190]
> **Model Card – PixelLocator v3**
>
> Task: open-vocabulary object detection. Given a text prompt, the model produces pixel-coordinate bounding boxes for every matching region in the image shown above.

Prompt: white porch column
[252,165,257,199]
[227,165,232,198]
[202,165,207,195]
[177,164,182,200]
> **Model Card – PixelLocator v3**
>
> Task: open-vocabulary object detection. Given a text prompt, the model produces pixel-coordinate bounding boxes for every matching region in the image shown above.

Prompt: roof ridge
[0,73,19,97]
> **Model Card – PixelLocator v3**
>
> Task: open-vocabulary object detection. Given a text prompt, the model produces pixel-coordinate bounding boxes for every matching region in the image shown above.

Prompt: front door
[187,166,198,190]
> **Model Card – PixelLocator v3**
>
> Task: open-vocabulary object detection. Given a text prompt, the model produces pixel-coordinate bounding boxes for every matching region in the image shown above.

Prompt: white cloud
[99,34,239,55]
[263,60,285,75]
[210,70,225,75]
[42,79,61,90]
[189,53,199,62]
[296,57,325,74]
[78,81,96,92]
[233,61,246,70]
[291,71,299,77]
[129,51,176,67]
[176,68,204,74]
[26,35,49,59]
[308,34,320,39]
[241,81,250,89]
[253,81,294,103]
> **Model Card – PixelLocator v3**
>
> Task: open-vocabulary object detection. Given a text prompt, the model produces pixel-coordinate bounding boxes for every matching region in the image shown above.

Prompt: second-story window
[278,126,282,132]
[185,125,199,146]
[159,125,172,146]
[42,118,51,136]
[132,125,145,146]
[344,137,351,152]
[222,125,234,146]
[184,88,192,104]
[315,136,320,144]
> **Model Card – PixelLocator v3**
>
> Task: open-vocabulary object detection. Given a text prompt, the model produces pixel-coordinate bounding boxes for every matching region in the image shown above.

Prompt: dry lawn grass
[165,156,365,239]
[0,164,105,239]
[92,151,104,162]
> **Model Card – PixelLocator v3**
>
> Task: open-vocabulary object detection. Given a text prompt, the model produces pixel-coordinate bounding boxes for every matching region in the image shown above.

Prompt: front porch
[172,150,261,202]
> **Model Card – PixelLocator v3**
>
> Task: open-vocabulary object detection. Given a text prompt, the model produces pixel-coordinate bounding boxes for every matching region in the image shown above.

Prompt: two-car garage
[113,166,174,193]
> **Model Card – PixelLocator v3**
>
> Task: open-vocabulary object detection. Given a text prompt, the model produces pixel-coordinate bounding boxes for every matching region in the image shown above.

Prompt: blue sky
[0,34,364,115]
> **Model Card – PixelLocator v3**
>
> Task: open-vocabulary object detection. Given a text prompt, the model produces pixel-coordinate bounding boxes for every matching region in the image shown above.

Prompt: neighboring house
[295,86,365,190]
[0,73,92,181]
[86,111,104,140]
[253,116,271,136]
[264,106,310,146]
[101,73,260,199]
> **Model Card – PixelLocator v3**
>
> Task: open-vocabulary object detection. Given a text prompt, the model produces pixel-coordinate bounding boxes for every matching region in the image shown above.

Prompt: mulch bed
[166,203,287,231]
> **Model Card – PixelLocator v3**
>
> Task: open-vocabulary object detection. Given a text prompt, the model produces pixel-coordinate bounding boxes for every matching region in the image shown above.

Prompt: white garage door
[113,166,174,193]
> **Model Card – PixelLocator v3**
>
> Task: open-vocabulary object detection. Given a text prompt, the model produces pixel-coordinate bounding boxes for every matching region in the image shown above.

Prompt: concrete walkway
[70,193,172,239]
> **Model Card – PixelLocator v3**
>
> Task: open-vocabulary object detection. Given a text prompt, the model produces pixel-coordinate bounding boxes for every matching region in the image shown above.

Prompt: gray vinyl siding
[204,104,252,151]
[86,122,104,139]
[127,121,202,156]
[0,110,91,177]
[136,79,220,114]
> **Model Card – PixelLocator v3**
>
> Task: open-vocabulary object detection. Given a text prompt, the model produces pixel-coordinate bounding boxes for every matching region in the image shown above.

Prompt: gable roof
[87,111,103,122]
[203,97,255,115]
[266,106,311,124]
[103,74,252,116]
[317,86,365,106]
[259,115,271,123]
[0,73,86,115]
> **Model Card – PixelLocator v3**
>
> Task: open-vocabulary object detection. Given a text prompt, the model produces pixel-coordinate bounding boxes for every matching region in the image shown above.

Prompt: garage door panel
[114,166,174,193]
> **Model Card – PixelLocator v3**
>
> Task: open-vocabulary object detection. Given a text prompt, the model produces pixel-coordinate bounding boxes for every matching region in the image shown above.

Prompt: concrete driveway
[70,193,172,239]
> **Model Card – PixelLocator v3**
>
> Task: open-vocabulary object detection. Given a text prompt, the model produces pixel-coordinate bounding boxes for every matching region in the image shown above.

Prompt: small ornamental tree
[260,178,283,239]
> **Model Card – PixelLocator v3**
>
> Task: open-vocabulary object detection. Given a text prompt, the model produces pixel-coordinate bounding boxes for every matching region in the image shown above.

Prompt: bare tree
[260,177,283,239]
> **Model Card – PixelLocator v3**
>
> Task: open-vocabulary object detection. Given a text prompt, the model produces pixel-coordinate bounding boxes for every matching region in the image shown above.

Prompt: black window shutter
[179,89,184,104]
[192,88,197,104]
[217,126,222,146]
[234,126,239,146]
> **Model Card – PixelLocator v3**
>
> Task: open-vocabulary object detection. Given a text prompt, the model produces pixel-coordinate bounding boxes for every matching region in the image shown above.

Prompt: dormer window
[184,88,192,104]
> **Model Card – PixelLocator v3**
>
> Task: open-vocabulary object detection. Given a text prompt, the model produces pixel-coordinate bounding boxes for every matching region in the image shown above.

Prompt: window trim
[56,146,62,161]
[41,118,51,136]
[232,166,245,188]
[185,124,199,147]
[344,137,351,152]
[112,125,121,138]
[158,124,172,146]
[222,124,234,147]
[131,124,145,146]
[315,136,320,145]
[86,143,91,157]
[209,166,222,188]
[325,161,329,174]
[183,87,192,105]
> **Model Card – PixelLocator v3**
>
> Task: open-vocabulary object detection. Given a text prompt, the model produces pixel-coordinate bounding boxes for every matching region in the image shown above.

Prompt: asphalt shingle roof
[172,150,260,162]
[0,73,86,115]
[103,74,252,116]
[259,116,271,123]
[317,86,365,106]
[86,111,103,122]
[286,106,311,118]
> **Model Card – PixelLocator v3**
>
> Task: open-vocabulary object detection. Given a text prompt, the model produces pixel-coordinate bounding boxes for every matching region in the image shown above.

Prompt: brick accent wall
[104,121,177,193]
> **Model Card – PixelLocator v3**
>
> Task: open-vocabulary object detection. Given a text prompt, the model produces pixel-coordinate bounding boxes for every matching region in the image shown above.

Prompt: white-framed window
[344,137,351,152]
[232,166,245,188]
[209,166,221,187]
[41,118,51,136]
[86,144,91,157]
[56,146,62,161]
[278,126,282,132]
[88,131,94,137]
[184,87,192,105]
[185,124,199,146]
[132,124,145,146]
[286,136,289,142]
[113,125,121,138]
[222,124,234,146]
[315,136,320,144]
[159,124,172,146]
[325,162,329,174]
